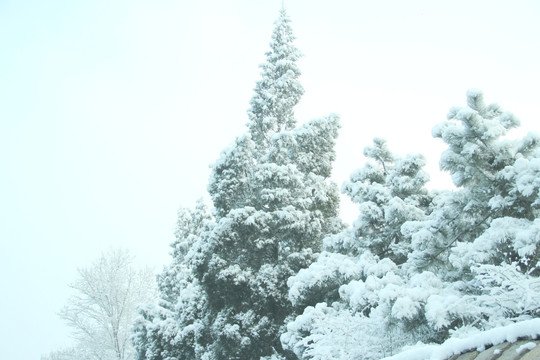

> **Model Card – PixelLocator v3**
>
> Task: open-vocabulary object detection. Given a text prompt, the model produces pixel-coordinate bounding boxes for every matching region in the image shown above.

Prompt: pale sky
[1,0,539,358]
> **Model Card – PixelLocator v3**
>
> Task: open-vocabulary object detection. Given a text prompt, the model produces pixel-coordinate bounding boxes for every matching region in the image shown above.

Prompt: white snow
[381,319,540,360]
[516,342,537,354]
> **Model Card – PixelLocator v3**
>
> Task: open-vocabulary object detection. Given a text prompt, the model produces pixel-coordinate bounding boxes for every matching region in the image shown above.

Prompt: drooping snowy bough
[281,90,540,360]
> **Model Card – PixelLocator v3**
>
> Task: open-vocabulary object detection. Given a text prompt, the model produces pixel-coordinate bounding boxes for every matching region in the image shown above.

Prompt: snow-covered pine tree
[195,8,342,360]
[281,91,540,360]
[404,89,540,276]
[282,139,435,359]
[132,200,214,360]
[340,138,432,264]
[425,91,540,329]
[385,90,540,341]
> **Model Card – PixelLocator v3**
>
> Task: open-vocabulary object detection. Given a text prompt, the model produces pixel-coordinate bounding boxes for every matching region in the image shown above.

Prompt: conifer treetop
[247,7,304,149]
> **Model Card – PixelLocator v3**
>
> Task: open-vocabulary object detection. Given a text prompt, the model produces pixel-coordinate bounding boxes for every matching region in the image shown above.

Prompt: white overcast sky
[1,0,539,358]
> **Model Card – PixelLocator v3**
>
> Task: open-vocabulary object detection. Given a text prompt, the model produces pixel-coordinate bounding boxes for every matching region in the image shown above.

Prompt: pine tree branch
[428,212,492,266]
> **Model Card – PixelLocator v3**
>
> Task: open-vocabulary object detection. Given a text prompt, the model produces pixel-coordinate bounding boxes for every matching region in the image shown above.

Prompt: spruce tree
[196,8,341,360]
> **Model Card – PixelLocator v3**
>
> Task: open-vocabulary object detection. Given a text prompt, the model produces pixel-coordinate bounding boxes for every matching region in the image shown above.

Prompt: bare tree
[55,249,156,360]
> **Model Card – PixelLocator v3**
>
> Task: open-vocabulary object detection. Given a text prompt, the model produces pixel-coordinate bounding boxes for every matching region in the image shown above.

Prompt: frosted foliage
[281,303,386,360]
[287,251,364,307]
[495,146,540,218]
[199,115,341,358]
[291,114,340,178]
[172,200,213,261]
[388,155,430,199]
[197,8,342,358]
[363,137,394,166]
[157,199,213,305]
[133,202,213,360]
[58,250,156,360]
[404,191,473,273]
[406,91,540,273]
[281,139,435,358]
[284,260,453,359]
[284,255,538,359]
[208,134,256,218]
[433,89,524,190]
[204,117,340,260]
[341,138,431,264]
[471,264,540,319]
[199,149,341,357]
[323,228,362,255]
[400,92,540,338]
[450,217,540,274]
[248,8,304,149]
[282,90,540,360]
[396,93,540,344]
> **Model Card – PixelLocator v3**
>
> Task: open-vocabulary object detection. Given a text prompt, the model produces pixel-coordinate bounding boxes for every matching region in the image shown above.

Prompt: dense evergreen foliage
[133,8,341,360]
[132,9,540,360]
[282,90,540,359]
[133,200,213,360]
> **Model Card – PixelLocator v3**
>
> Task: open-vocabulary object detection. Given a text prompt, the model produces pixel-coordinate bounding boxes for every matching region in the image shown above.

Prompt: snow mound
[381,319,540,360]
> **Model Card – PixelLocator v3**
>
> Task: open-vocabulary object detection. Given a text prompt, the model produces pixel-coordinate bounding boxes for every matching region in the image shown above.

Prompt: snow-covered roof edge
[381,318,540,360]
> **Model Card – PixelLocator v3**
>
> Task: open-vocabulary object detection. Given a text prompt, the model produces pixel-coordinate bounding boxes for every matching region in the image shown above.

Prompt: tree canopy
[131,9,540,360]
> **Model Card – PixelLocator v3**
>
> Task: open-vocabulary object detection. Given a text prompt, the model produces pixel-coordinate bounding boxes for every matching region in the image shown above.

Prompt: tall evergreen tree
[196,8,342,360]
[133,9,340,360]
[247,8,304,152]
